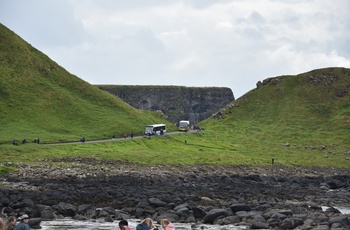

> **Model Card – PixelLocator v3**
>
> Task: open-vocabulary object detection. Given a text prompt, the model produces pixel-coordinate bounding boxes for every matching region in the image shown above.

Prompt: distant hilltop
[96,85,235,124]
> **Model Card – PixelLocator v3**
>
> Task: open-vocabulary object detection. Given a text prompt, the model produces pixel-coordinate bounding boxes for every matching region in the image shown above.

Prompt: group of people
[119,218,174,230]
[1,215,173,230]
[12,138,40,145]
[0,214,30,230]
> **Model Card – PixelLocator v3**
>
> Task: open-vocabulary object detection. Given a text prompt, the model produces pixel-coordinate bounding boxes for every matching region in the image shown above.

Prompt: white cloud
[0,0,349,98]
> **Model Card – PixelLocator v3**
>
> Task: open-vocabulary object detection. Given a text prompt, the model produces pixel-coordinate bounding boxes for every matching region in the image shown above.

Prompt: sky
[1,0,350,98]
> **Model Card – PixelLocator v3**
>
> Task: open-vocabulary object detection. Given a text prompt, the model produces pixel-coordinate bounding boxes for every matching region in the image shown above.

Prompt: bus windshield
[179,120,190,131]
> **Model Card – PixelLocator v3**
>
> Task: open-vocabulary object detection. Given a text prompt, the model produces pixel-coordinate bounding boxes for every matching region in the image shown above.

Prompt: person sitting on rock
[118,220,130,230]
[15,214,30,230]
[136,218,158,230]
[160,219,175,230]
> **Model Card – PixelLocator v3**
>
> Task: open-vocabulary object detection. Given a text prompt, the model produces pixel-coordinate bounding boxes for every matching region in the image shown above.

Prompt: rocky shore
[1,158,350,229]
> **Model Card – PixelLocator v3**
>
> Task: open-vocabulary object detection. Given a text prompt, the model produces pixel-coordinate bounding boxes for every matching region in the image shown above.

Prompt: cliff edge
[96,85,235,124]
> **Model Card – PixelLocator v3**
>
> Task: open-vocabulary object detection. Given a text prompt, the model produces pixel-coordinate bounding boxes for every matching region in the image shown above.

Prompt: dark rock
[175,207,191,217]
[1,196,10,206]
[185,215,195,223]
[2,163,350,229]
[251,221,269,229]
[102,207,117,215]
[52,202,77,217]
[104,216,114,222]
[329,216,349,229]
[280,218,294,230]
[215,215,240,225]
[96,209,109,218]
[245,173,261,182]
[325,207,341,214]
[327,179,344,189]
[41,209,56,220]
[28,218,42,229]
[148,198,167,207]
[203,209,229,224]
[192,207,207,219]
[230,204,252,213]
[156,211,179,223]
[235,211,249,219]
[74,214,88,220]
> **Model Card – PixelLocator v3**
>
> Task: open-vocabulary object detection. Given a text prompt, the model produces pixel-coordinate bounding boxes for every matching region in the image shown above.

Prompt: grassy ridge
[213,67,350,145]
[199,67,350,166]
[0,23,174,144]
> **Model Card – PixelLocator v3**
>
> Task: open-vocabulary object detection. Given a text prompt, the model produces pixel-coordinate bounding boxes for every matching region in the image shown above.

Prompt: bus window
[145,124,166,135]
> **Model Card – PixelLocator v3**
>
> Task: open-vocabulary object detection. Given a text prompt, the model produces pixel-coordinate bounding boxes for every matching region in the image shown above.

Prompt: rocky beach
[1,158,350,229]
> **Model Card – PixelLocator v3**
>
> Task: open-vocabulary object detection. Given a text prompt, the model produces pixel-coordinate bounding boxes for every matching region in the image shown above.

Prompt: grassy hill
[198,67,350,166]
[205,67,350,143]
[1,23,349,171]
[0,23,174,144]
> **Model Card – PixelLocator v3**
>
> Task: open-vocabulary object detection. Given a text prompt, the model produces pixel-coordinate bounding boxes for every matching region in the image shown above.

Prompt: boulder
[148,198,167,207]
[52,202,77,217]
[230,204,251,213]
[176,207,191,217]
[192,207,207,219]
[251,221,269,229]
[41,209,56,220]
[215,215,240,225]
[28,218,42,229]
[329,216,349,229]
[203,209,229,224]
[156,211,179,223]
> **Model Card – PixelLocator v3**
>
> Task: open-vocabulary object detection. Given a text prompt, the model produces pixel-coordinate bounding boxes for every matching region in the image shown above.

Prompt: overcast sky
[1,0,349,98]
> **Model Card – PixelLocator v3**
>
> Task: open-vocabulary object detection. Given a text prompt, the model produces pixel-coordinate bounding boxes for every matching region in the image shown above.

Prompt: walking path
[47,130,197,145]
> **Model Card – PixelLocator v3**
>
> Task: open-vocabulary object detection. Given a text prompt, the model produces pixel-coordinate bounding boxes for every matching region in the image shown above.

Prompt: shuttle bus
[144,124,166,135]
[178,120,190,131]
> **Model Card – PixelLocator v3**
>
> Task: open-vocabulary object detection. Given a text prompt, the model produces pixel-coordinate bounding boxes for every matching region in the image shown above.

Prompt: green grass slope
[198,67,350,166]
[0,23,173,144]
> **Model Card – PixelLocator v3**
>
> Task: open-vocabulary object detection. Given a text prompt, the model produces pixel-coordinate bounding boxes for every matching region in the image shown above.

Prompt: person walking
[15,214,30,230]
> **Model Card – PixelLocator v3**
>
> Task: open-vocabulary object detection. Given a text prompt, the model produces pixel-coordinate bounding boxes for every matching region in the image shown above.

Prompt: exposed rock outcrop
[1,161,350,229]
[96,85,235,124]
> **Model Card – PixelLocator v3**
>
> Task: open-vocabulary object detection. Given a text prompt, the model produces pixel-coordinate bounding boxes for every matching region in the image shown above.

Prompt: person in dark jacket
[15,214,30,230]
[136,218,158,230]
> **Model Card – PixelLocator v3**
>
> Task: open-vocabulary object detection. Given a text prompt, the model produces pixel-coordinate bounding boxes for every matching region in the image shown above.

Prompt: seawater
[39,207,350,230]
[40,219,247,230]
[322,206,350,214]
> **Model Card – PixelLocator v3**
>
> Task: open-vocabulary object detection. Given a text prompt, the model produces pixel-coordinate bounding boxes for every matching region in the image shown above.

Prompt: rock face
[96,85,235,124]
[1,160,350,229]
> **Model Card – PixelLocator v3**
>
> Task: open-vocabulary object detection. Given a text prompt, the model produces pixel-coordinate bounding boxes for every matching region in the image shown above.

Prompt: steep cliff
[96,85,235,124]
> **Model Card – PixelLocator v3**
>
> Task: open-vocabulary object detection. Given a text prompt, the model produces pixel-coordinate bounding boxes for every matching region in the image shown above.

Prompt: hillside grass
[1,23,349,173]
[1,67,350,172]
[0,23,175,144]
[0,128,348,171]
